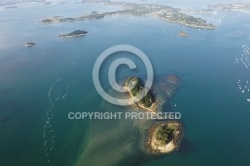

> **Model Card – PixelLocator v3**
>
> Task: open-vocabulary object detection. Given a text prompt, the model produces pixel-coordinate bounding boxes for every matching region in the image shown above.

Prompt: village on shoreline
[41,0,216,29]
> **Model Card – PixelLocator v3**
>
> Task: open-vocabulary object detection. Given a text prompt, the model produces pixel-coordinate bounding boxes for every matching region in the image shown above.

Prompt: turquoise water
[0,1,250,166]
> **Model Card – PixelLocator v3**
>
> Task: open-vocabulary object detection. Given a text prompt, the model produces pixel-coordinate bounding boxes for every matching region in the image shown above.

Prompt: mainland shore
[41,1,216,29]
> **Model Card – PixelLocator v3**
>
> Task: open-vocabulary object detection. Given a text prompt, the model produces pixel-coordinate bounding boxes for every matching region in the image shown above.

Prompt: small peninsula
[124,77,157,112]
[24,42,36,47]
[58,30,88,38]
[146,121,182,153]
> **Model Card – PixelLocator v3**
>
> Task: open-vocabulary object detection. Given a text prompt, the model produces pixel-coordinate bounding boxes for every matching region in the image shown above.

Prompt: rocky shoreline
[124,76,183,154]
[145,121,183,154]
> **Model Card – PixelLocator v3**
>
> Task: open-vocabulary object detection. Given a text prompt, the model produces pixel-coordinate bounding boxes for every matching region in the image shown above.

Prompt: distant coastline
[41,0,216,29]
[0,0,45,7]
[4,6,17,9]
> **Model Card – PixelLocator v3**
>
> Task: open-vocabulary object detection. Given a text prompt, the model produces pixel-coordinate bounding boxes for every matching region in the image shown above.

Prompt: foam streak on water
[41,67,88,164]
[43,78,61,163]
[234,44,250,102]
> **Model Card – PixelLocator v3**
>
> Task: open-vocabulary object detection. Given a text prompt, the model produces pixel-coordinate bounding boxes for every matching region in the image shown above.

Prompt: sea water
[0,1,250,166]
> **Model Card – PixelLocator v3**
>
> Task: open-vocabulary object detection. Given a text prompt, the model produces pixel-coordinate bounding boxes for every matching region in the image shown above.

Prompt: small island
[124,76,183,154]
[178,31,188,37]
[146,121,182,153]
[24,42,36,47]
[124,77,157,112]
[58,30,88,38]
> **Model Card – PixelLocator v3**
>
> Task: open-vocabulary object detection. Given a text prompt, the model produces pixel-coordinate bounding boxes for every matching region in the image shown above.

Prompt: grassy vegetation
[156,124,176,144]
